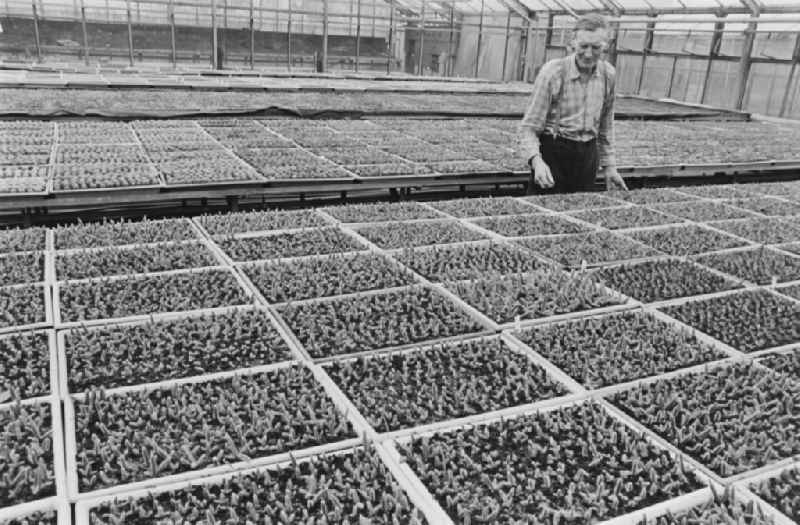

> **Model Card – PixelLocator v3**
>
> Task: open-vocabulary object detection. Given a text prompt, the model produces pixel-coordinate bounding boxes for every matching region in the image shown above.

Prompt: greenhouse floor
[1,185,800,524]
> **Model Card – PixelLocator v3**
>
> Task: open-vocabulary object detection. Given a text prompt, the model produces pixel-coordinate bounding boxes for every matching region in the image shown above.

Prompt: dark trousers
[530,134,599,194]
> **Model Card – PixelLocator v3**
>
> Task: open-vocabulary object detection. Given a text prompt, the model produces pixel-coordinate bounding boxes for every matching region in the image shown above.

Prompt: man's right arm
[519,63,554,165]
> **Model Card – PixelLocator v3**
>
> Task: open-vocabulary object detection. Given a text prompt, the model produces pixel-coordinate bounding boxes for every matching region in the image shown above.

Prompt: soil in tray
[0,227,47,254]
[646,488,777,525]
[446,269,622,324]
[73,367,355,492]
[596,259,742,303]
[626,224,747,256]
[0,509,59,525]
[709,217,800,245]
[428,197,534,218]
[396,242,546,282]
[55,243,218,281]
[59,270,249,322]
[323,201,442,223]
[471,214,589,237]
[398,402,702,524]
[0,331,50,403]
[195,209,328,236]
[218,228,365,262]
[0,252,45,287]
[515,310,727,389]
[277,287,484,359]
[750,465,800,523]
[695,246,800,285]
[0,403,56,508]
[244,252,415,303]
[64,309,293,392]
[355,220,486,249]
[87,446,427,524]
[758,349,800,382]
[517,230,660,268]
[324,338,568,432]
[610,363,800,478]
[0,285,45,329]
[661,289,800,353]
[54,218,197,250]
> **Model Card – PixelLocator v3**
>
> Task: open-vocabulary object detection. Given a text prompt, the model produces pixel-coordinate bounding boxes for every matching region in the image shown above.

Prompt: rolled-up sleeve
[519,64,554,164]
[597,73,617,169]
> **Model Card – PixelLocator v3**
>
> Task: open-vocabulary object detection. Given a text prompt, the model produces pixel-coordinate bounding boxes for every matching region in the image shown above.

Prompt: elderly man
[520,13,627,194]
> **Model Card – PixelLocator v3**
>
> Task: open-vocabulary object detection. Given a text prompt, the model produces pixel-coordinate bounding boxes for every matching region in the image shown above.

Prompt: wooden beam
[735,17,758,109]
[779,32,800,117]
[636,16,657,94]
[700,15,726,104]
[520,14,531,81]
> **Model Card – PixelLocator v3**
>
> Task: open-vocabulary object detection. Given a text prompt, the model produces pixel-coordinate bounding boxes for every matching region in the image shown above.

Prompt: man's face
[573,28,608,71]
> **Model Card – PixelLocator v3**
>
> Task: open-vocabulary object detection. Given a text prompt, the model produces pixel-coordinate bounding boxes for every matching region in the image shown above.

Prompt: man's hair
[573,13,609,33]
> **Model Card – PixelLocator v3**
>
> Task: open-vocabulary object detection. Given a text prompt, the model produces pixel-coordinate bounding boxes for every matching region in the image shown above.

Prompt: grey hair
[573,13,609,33]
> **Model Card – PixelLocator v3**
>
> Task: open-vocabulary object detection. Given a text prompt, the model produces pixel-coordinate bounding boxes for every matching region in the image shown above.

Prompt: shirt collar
[568,53,600,80]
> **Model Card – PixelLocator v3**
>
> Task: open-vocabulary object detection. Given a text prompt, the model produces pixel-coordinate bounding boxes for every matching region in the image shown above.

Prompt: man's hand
[531,156,555,189]
[602,166,628,191]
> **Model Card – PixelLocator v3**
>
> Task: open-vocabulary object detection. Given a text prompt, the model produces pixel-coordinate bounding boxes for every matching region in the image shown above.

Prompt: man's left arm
[598,72,627,191]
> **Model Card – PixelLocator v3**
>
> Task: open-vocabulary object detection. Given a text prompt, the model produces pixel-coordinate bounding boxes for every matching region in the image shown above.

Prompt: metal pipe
[169,0,176,67]
[249,0,254,68]
[31,1,41,62]
[211,0,217,68]
[474,0,484,78]
[386,0,393,74]
[79,0,89,65]
[287,0,292,71]
[447,3,455,76]
[502,10,511,80]
[666,54,678,98]
[322,0,328,72]
[126,0,134,65]
[416,0,425,76]
[355,0,361,72]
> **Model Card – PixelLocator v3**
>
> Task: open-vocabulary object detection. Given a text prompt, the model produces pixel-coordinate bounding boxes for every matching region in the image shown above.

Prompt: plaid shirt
[519,54,617,168]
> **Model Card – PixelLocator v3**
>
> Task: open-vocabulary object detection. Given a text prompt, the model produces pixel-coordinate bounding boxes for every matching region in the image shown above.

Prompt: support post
[126,0,134,66]
[416,0,425,76]
[79,0,89,65]
[636,15,657,95]
[211,0,218,69]
[387,0,394,74]
[222,0,228,58]
[249,0,254,68]
[447,4,455,76]
[355,0,362,72]
[607,20,619,66]
[475,0,485,78]
[502,10,511,80]
[520,16,531,81]
[735,17,758,110]
[667,54,678,98]
[31,2,41,62]
[779,33,800,117]
[287,0,292,71]
[700,14,725,104]
[322,0,328,72]
[169,0,176,68]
